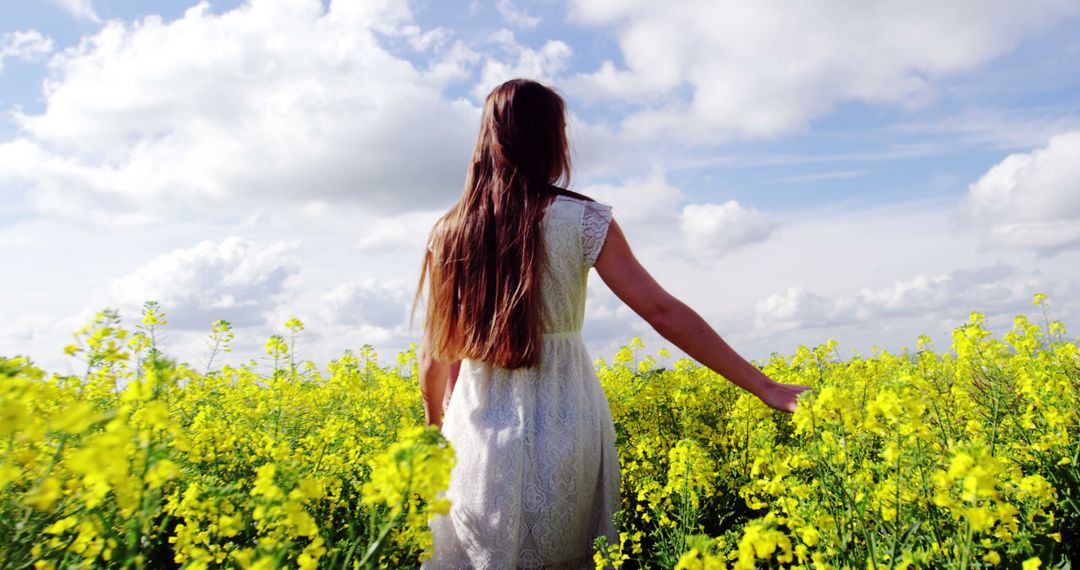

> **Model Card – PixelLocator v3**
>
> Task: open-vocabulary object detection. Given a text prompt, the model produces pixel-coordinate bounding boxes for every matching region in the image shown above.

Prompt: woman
[415,78,809,569]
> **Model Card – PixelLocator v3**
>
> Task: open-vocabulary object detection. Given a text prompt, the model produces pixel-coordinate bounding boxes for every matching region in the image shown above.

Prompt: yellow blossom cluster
[0,304,448,569]
[596,295,1077,569]
[3,296,1077,568]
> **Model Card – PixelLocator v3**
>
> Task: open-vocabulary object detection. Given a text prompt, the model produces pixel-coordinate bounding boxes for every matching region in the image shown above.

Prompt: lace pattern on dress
[423,195,621,570]
[581,201,613,267]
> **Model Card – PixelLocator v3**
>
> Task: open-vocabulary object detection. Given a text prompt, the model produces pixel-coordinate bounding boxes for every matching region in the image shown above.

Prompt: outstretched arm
[594,219,809,412]
[418,332,461,429]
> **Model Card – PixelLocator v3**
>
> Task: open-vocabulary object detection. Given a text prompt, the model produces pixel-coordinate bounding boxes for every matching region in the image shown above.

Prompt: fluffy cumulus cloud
[107,237,299,330]
[321,279,412,329]
[680,200,773,253]
[0,30,54,73]
[0,0,480,225]
[578,170,682,224]
[577,171,725,258]
[754,287,833,333]
[566,0,1078,141]
[582,278,650,355]
[963,131,1080,253]
[754,265,1036,333]
[472,31,572,100]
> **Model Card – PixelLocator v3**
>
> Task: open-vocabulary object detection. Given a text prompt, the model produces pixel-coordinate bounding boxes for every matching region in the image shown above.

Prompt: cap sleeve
[582,200,613,267]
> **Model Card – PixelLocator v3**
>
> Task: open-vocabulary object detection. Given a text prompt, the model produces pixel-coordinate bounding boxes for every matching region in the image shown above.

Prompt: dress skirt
[423,331,621,570]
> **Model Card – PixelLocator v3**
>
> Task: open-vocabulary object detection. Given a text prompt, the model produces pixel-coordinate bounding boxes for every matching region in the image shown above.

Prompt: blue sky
[3,0,1080,373]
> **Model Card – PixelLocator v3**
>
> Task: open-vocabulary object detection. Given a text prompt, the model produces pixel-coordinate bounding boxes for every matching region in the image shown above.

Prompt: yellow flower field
[1,296,1076,569]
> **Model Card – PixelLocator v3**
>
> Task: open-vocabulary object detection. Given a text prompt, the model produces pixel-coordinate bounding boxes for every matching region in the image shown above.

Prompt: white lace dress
[423,195,621,570]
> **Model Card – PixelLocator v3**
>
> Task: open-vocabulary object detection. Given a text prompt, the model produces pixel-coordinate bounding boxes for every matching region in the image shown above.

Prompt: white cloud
[472,31,572,99]
[582,277,651,357]
[496,0,540,29]
[49,0,101,23]
[680,200,773,253]
[754,265,1036,334]
[566,0,1078,141]
[0,30,54,73]
[0,315,62,353]
[578,170,682,223]
[356,209,443,252]
[0,0,480,225]
[754,287,833,333]
[0,312,97,374]
[320,280,411,329]
[424,40,481,86]
[963,130,1080,253]
[107,237,299,330]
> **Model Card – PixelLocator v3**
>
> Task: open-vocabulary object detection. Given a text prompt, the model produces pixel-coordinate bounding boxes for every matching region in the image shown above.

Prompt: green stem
[889,429,902,569]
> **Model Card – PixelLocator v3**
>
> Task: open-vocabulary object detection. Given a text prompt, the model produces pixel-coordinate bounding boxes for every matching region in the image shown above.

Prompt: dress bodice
[537,195,613,335]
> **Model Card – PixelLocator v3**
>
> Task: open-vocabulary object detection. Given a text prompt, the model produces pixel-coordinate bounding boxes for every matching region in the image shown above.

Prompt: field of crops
[1,297,1076,569]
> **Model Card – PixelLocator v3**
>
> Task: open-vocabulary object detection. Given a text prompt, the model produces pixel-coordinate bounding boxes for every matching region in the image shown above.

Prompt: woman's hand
[420,337,462,431]
[755,375,812,413]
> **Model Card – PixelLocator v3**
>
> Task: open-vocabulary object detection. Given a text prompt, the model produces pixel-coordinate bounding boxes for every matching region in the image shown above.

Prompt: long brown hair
[413,78,580,369]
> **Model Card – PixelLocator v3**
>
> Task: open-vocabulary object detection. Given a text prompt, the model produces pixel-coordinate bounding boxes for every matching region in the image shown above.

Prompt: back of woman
[416,78,808,569]
[424,192,620,569]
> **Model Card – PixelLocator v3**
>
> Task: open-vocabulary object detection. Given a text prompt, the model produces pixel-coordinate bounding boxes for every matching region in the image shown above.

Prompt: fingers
[787,384,812,412]
[772,382,812,413]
